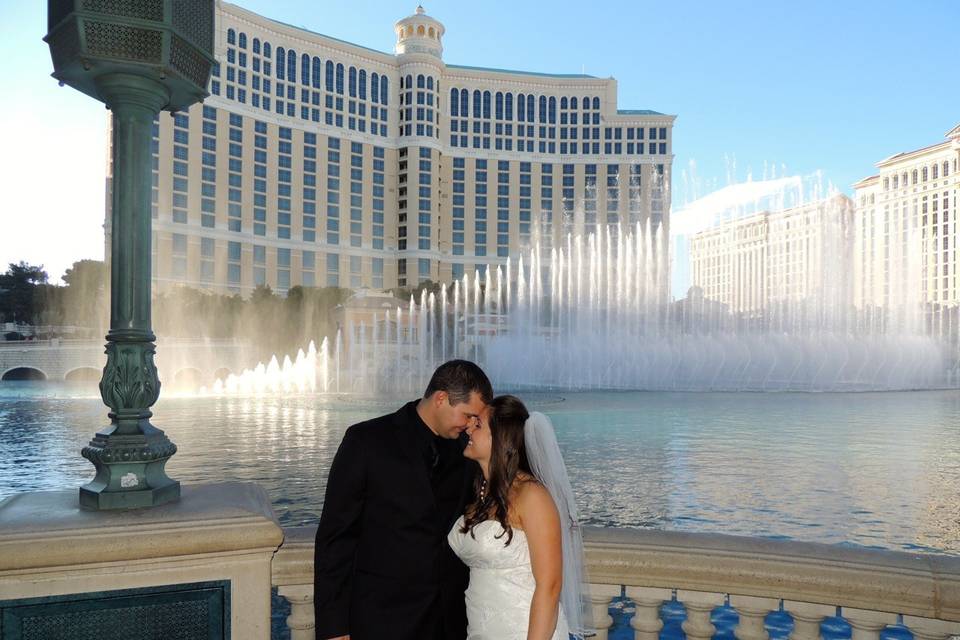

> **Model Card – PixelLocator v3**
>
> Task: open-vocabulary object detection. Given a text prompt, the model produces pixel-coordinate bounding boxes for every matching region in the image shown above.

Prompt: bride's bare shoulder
[513,475,552,507]
[513,481,558,534]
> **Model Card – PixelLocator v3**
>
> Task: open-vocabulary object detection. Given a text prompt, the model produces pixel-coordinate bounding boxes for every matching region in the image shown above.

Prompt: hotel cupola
[394,5,445,61]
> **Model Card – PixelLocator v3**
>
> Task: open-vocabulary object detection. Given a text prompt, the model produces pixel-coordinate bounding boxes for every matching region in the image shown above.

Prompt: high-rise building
[853,124,960,309]
[108,3,675,296]
[689,195,854,316]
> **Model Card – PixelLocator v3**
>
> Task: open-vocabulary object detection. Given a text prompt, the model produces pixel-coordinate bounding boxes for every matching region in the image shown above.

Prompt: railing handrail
[273,526,316,587]
[272,524,960,621]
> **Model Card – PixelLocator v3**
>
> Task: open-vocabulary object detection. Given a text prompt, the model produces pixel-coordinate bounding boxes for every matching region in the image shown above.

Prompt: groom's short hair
[424,360,493,405]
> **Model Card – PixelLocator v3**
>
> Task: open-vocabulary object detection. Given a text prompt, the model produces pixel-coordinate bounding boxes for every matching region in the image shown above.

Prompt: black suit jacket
[313,401,474,640]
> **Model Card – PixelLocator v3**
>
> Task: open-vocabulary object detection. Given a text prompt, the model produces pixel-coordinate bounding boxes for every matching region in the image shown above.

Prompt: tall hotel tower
[113,3,675,295]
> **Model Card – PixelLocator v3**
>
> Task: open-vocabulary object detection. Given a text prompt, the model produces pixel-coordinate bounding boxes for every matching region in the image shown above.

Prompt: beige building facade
[109,2,675,296]
[690,195,854,316]
[853,125,960,309]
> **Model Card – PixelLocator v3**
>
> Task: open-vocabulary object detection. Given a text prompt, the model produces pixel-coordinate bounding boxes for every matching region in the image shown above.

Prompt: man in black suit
[314,360,493,640]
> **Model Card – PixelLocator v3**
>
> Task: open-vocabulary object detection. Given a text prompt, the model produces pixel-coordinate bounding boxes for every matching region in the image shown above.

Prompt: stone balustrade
[272,525,960,640]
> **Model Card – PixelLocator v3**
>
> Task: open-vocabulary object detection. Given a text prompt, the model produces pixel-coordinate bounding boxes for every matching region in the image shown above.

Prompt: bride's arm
[518,482,563,640]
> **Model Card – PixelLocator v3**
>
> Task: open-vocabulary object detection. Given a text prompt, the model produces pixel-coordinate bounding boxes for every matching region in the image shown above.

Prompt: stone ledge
[582,526,960,621]
[0,482,283,572]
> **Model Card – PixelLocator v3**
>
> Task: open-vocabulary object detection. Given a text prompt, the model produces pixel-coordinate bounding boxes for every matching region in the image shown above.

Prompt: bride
[447,395,589,640]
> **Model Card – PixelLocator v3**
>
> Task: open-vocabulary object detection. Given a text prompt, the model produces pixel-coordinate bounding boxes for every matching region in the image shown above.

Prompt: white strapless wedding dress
[448,515,569,640]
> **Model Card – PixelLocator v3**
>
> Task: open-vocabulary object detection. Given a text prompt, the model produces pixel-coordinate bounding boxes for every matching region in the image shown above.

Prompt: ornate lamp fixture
[44,0,215,509]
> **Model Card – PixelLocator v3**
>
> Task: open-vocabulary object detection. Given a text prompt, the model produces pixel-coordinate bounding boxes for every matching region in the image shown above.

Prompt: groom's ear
[434,390,448,407]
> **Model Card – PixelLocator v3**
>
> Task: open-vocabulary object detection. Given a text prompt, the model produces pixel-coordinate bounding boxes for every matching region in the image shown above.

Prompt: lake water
[2,382,958,555]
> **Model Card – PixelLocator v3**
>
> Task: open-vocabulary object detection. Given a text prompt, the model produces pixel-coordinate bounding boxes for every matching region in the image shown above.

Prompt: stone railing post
[587,583,621,640]
[785,601,835,640]
[679,591,725,640]
[271,527,317,639]
[626,586,670,640]
[844,608,897,640]
[277,584,315,640]
[731,595,779,640]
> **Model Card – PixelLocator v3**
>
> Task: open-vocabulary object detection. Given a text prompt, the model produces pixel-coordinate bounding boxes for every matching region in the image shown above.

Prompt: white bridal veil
[524,411,591,639]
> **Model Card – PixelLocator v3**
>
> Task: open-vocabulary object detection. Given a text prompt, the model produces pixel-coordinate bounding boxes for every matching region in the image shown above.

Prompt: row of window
[171,113,190,226]
[448,122,666,140]
[173,232,385,290]
[212,68,390,137]
[395,147,408,284]
[449,135,667,156]
[452,159,466,257]
[449,91,603,121]
[226,28,389,104]
[882,160,954,191]
[419,148,433,252]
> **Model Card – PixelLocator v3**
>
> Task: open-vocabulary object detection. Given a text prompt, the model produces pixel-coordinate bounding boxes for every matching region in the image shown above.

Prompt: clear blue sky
[2,0,958,285]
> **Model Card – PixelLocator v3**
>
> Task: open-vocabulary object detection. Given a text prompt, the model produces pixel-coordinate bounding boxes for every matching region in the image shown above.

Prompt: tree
[147,283,354,362]
[388,280,443,305]
[63,259,108,292]
[61,260,109,332]
[302,286,353,349]
[246,285,283,359]
[0,262,48,324]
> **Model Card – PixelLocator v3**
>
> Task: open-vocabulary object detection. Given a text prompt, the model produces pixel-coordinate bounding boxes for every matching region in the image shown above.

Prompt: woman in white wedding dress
[447,395,588,640]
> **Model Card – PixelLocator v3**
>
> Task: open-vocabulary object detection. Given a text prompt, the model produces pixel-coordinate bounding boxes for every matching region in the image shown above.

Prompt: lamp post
[44,0,215,509]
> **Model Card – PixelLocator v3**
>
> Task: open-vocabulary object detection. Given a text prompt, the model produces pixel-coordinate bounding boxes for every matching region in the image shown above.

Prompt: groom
[313,360,493,640]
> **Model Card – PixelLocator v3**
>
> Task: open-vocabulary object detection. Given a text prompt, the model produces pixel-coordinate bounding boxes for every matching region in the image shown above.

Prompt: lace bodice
[448,516,569,640]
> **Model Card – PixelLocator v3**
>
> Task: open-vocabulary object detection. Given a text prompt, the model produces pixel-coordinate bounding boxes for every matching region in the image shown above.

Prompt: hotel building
[853,125,960,309]
[112,2,675,296]
[689,195,854,316]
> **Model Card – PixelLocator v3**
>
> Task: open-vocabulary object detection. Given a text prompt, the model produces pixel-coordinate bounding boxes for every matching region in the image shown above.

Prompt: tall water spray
[206,179,957,395]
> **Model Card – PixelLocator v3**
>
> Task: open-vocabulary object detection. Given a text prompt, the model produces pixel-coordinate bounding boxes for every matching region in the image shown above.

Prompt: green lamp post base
[79,422,180,510]
[79,337,180,510]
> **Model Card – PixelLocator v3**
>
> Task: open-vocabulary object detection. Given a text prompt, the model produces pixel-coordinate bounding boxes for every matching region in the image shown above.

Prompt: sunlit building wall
[105,2,675,296]
[853,124,960,309]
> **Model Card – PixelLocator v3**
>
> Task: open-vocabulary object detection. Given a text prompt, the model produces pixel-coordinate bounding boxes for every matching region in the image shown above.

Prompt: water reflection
[1,385,958,554]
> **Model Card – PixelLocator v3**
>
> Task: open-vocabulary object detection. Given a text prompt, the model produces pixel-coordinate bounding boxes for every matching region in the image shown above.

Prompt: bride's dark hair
[461,394,532,545]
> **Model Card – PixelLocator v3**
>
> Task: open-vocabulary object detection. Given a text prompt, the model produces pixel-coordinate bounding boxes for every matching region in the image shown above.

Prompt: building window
[326,253,339,286]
